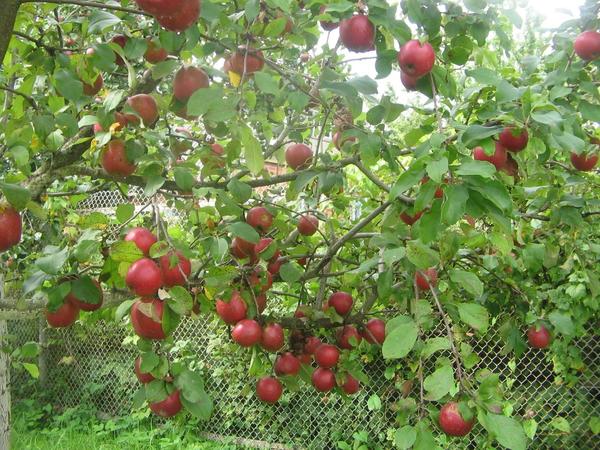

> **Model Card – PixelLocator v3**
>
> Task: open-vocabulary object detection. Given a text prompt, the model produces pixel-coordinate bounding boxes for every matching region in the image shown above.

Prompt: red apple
[327,291,353,316]
[0,205,22,252]
[82,74,103,96]
[439,402,475,437]
[398,40,435,78]
[527,324,552,349]
[246,206,273,232]
[155,0,201,32]
[173,66,209,102]
[134,0,186,16]
[415,268,438,291]
[574,30,600,61]
[319,5,338,31]
[110,35,128,66]
[215,291,247,325]
[130,298,165,339]
[341,374,360,395]
[232,319,262,347]
[297,215,319,236]
[314,344,339,368]
[339,15,375,53]
[66,279,103,312]
[248,268,273,293]
[570,152,598,171]
[256,376,282,403]
[126,258,163,297]
[498,127,528,152]
[124,227,157,256]
[46,302,79,328]
[124,94,159,126]
[229,46,264,75]
[274,352,301,376]
[267,257,284,275]
[261,323,284,352]
[400,71,419,90]
[362,318,386,345]
[134,356,155,383]
[255,238,279,261]
[230,237,255,259]
[304,336,322,354]
[149,388,182,417]
[336,325,362,350]
[400,210,423,226]
[102,139,137,176]
[159,251,191,287]
[473,142,507,170]
[144,39,168,63]
[285,143,313,170]
[312,367,336,392]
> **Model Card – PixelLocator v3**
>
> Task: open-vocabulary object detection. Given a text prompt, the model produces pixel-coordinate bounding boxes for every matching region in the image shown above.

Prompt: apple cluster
[135,0,201,32]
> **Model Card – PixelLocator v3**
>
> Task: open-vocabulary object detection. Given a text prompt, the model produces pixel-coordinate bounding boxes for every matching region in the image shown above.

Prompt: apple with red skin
[498,127,528,152]
[149,388,182,417]
[297,256,307,266]
[232,319,262,347]
[336,325,362,350]
[216,291,247,324]
[319,5,338,31]
[570,152,598,171]
[314,344,339,368]
[124,227,157,256]
[527,324,552,349]
[249,268,273,293]
[574,30,600,61]
[400,210,423,226]
[400,71,419,90]
[110,35,128,66]
[362,318,386,345]
[341,374,360,395]
[267,257,284,275]
[156,0,201,32]
[256,377,283,403]
[173,66,209,102]
[102,139,137,176]
[126,258,163,297]
[398,40,435,78]
[230,237,255,259]
[124,94,159,126]
[130,298,165,340]
[312,367,336,392]
[304,336,322,354]
[285,143,313,170]
[339,15,375,53]
[420,176,444,198]
[246,206,273,232]
[82,74,103,96]
[261,323,284,352]
[46,302,79,328]
[66,279,103,311]
[134,0,186,16]
[144,39,168,63]
[254,237,275,258]
[0,205,22,252]
[229,46,264,75]
[274,352,301,376]
[159,251,191,287]
[473,142,507,170]
[297,215,319,236]
[327,291,353,316]
[134,356,155,383]
[415,268,438,291]
[438,402,475,437]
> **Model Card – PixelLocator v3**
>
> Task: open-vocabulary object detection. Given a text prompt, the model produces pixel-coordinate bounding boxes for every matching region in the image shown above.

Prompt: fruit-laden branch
[20,0,150,16]
[0,0,20,66]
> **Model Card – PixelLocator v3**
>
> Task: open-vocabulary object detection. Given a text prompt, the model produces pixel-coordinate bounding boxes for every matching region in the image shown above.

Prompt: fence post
[0,318,10,450]
[38,317,48,388]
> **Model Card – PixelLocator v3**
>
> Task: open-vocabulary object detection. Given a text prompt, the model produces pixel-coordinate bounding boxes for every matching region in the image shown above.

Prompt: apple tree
[0,0,599,449]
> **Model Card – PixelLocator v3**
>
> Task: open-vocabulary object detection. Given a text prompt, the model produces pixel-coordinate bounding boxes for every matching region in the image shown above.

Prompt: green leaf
[35,247,68,275]
[496,80,521,103]
[390,166,424,199]
[455,160,497,178]
[550,417,571,433]
[54,69,83,101]
[227,222,260,244]
[0,182,31,210]
[253,72,279,95]
[461,125,502,146]
[22,363,40,379]
[548,311,574,336]
[394,425,416,449]
[423,364,455,400]
[88,10,121,33]
[367,394,382,411]
[71,276,101,305]
[227,178,252,203]
[421,337,451,359]
[115,299,134,322]
[458,303,489,332]
[589,417,600,434]
[20,342,40,358]
[486,414,527,450]
[168,286,193,315]
[347,76,378,95]
[442,184,469,225]
[240,125,264,175]
[181,391,214,420]
[579,101,600,122]
[173,167,195,192]
[175,369,206,403]
[426,158,448,182]
[145,380,168,403]
[111,241,143,263]
[406,240,440,269]
[413,422,436,450]
[279,262,303,283]
[116,204,135,223]
[531,110,562,126]
[382,316,418,359]
[450,269,484,297]
[466,68,502,85]
[139,352,160,373]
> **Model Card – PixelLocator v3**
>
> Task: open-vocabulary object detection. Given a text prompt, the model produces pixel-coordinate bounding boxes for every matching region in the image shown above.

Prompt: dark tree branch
[0,84,37,108]
[20,0,150,16]
[0,0,20,66]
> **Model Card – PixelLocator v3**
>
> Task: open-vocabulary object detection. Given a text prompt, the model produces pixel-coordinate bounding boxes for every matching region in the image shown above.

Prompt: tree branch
[20,0,150,16]
[0,0,20,66]
[0,84,37,109]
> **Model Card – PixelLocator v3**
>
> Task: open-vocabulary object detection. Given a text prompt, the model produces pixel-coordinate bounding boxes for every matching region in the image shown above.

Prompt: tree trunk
[0,319,11,450]
[0,0,20,66]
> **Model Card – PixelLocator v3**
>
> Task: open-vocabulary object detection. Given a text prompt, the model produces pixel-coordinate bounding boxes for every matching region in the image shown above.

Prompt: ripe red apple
[312,367,336,392]
[527,324,552,349]
[473,142,507,170]
[134,0,186,16]
[134,356,155,383]
[400,71,419,90]
[339,15,375,53]
[304,336,322,354]
[438,402,475,436]
[261,323,284,352]
[420,176,444,198]
[82,74,103,96]
[232,319,262,347]
[297,214,319,236]
[574,30,600,61]
[144,39,168,63]
[415,268,438,291]
[0,205,22,252]
[362,318,386,345]
[498,127,528,152]
[124,227,157,256]
[230,237,255,259]
[256,376,283,403]
[110,35,128,66]
[246,206,273,232]
[126,258,163,297]
[149,388,182,417]
[267,257,284,275]
[336,325,362,349]
[285,143,313,170]
[249,268,273,293]
[102,139,137,176]
[229,46,264,75]
[297,256,307,266]
[130,298,165,339]
[341,374,360,395]
[215,291,247,325]
[155,0,201,32]
[332,131,357,150]
[124,94,159,127]
[570,152,598,171]
[255,238,279,261]
[173,66,209,102]
[327,291,353,316]
[398,40,435,78]
[314,344,339,368]
[400,210,423,226]
[274,352,301,376]
[46,302,79,328]
[159,251,191,287]
[66,279,103,311]
[319,5,338,31]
